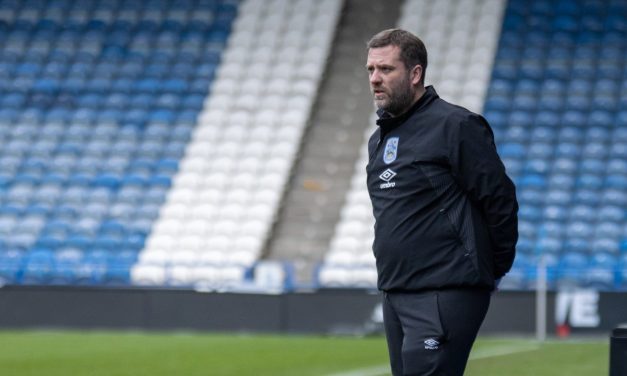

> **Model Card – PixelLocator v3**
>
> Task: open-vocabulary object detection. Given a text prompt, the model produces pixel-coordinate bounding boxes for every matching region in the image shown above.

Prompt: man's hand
[492,277,502,294]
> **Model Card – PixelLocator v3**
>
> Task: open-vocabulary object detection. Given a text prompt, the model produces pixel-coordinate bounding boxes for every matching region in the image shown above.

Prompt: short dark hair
[367,28,428,84]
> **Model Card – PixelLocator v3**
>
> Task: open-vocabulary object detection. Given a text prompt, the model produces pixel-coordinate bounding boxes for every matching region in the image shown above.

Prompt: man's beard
[374,75,415,116]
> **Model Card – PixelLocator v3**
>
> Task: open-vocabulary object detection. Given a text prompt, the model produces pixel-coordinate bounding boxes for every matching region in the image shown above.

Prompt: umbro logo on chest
[379,168,397,189]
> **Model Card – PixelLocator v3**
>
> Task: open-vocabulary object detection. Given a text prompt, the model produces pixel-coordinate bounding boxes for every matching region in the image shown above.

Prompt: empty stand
[136,0,343,288]
[487,0,627,290]
[0,0,238,286]
[1,0,626,293]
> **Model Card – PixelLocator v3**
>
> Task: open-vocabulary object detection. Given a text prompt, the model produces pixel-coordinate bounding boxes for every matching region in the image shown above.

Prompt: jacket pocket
[439,208,465,247]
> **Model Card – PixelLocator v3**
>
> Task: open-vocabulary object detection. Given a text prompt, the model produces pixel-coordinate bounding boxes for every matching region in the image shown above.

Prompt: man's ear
[411,65,423,86]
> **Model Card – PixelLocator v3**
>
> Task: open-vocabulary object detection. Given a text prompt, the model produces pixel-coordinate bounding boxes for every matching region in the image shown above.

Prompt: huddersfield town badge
[383,137,399,164]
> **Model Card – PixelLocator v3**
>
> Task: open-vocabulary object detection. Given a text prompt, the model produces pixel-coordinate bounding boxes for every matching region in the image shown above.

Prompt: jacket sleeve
[447,113,519,278]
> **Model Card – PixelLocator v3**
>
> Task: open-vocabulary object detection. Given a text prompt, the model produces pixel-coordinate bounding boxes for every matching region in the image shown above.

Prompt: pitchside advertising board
[0,287,625,334]
[296,289,627,335]
[365,289,627,336]
[553,289,627,335]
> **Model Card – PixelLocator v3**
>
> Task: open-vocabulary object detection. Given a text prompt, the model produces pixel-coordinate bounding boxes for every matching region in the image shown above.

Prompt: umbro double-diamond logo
[424,338,440,350]
[379,168,397,189]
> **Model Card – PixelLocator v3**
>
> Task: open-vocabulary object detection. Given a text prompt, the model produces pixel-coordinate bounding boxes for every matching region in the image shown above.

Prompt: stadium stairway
[264,0,403,284]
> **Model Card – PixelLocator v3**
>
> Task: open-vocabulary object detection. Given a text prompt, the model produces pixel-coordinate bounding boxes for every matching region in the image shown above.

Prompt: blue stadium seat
[104,262,133,286]
[528,143,552,159]
[535,237,562,254]
[548,174,574,190]
[595,222,622,239]
[566,221,593,238]
[576,174,602,190]
[535,111,560,128]
[562,111,586,128]
[556,250,588,289]
[21,248,55,284]
[538,221,564,238]
[143,186,168,204]
[512,93,537,110]
[524,253,559,289]
[610,143,627,159]
[519,174,546,189]
[560,251,588,269]
[564,238,590,253]
[568,205,595,222]
[516,238,534,254]
[592,238,620,254]
[542,205,568,221]
[484,94,512,112]
[616,111,627,129]
[584,267,616,290]
[544,189,571,205]
[590,252,617,268]
[518,220,536,239]
[500,143,526,159]
[0,250,25,284]
[503,125,528,143]
[601,189,626,206]
[519,190,543,209]
[607,158,626,175]
[597,206,623,223]
[524,159,550,175]
[579,159,605,175]
[573,188,601,206]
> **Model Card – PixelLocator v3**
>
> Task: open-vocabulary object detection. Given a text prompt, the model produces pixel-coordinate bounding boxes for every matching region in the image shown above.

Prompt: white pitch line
[324,364,391,376]
[325,342,541,376]
[469,343,540,360]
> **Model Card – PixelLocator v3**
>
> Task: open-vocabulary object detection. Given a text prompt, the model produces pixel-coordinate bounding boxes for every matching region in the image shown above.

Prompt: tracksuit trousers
[382,288,491,376]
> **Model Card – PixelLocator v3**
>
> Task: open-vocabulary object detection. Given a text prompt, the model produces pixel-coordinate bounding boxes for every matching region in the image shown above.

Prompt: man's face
[366,45,417,116]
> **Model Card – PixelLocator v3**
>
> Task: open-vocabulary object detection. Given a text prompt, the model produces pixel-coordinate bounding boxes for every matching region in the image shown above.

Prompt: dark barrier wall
[0,286,625,335]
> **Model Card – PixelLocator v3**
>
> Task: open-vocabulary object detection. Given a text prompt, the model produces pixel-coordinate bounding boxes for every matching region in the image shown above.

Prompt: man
[365,29,518,375]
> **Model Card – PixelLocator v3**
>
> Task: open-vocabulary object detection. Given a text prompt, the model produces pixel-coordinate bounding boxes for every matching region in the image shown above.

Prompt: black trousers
[382,288,491,376]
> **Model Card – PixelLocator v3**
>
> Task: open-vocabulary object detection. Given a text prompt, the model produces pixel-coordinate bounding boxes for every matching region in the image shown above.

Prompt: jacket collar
[376,85,439,136]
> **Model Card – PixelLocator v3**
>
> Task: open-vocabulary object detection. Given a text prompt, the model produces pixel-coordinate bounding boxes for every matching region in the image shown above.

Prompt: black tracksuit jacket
[366,86,518,292]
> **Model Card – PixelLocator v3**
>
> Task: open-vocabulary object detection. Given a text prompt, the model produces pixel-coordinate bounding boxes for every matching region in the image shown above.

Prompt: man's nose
[370,71,382,85]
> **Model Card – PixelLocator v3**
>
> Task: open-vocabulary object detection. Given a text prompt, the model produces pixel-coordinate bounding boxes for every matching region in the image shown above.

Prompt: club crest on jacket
[383,137,399,164]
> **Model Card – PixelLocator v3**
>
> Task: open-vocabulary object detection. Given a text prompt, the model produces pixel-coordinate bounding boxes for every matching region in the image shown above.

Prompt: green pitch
[0,331,608,376]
